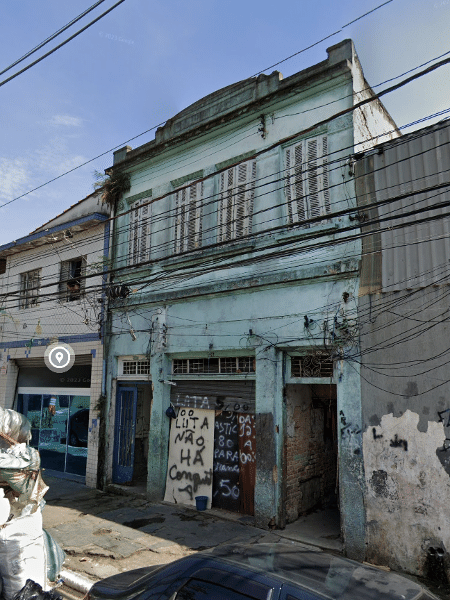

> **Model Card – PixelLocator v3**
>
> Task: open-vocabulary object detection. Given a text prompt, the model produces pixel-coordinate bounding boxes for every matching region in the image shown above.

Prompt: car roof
[206,543,428,600]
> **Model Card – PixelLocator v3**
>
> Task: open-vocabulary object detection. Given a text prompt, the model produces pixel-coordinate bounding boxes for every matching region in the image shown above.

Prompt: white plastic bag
[0,508,46,600]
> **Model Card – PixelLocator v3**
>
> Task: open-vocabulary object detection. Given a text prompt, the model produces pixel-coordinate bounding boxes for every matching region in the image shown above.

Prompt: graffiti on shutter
[212,412,240,511]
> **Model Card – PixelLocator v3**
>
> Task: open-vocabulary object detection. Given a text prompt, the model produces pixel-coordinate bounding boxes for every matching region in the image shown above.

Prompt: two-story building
[101,39,399,559]
[0,192,110,486]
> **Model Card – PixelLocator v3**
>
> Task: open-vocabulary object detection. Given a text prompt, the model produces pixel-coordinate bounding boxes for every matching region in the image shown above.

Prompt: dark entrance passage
[285,384,339,524]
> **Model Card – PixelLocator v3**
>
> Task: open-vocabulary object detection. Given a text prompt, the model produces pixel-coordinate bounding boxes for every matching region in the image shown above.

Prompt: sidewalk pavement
[41,475,342,586]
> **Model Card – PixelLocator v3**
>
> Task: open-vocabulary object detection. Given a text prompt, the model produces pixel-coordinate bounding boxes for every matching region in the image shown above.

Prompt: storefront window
[17,394,90,478]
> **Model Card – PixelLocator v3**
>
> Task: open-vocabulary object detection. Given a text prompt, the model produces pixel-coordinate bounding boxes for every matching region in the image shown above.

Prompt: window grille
[122,360,150,375]
[129,198,151,266]
[174,181,203,253]
[218,160,256,242]
[285,135,330,226]
[20,269,41,309]
[173,357,255,375]
[59,257,86,302]
[291,354,334,378]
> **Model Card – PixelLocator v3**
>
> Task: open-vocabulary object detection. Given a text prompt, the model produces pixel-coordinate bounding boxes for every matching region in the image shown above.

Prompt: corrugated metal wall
[356,121,450,292]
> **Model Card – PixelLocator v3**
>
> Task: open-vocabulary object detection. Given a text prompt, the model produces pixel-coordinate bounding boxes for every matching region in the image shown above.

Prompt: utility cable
[0,0,127,89]
[0,0,107,77]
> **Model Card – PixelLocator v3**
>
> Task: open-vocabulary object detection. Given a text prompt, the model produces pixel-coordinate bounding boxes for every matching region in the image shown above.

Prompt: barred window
[20,269,41,309]
[173,357,255,375]
[291,354,334,378]
[122,360,150,375]
[218,160,256,242]
[285,135,330,226]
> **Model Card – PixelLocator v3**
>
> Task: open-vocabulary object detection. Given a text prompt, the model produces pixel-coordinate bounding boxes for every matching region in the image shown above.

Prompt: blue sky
[0,0,448,244]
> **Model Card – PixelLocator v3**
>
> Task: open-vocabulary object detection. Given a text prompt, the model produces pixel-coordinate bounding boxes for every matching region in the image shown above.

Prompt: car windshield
[210,544,427,600]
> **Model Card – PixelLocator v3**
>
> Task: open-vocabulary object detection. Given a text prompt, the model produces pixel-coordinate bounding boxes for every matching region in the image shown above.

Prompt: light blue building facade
[102,40,399,558]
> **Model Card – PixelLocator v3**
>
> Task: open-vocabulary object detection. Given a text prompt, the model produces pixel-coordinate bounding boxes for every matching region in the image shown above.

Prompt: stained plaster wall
[107,275,361,534]
[360,291,450,578]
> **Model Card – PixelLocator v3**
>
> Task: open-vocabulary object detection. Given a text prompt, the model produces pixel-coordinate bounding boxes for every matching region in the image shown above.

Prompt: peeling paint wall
[363,410,450,578]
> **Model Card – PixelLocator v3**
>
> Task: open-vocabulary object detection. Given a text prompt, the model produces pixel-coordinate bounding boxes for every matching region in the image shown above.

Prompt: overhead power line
[0,0,108,77]
[2,177,450,307]
[251,0,393,77]
[2,113,450,293]
[0,0,127,89]
[2,10,448,211]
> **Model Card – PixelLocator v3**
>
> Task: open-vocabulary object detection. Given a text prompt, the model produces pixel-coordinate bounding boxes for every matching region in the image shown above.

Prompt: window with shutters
[218,160,256,242]
[284,135,330,226]
[59,257,86,302]
[128,198,151,266]
[174,181,203,253]
[20,269,41,309]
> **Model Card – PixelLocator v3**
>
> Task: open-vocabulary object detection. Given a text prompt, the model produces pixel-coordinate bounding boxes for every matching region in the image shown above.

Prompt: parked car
[67,408,89,447]
[86,542,439,600]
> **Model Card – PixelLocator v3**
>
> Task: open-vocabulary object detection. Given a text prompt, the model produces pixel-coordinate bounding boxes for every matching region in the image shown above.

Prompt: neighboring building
[0,192,110,486]
[355,120,450,578]
[102,39,399,559]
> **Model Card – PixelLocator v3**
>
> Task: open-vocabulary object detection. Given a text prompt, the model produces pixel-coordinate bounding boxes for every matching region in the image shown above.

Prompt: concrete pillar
[254,346,284,529]
[147,352,171,500]
[0,359,19,409]
[336,352,366,561]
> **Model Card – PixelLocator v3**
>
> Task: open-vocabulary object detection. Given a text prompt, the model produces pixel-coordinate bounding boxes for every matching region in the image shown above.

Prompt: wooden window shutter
[59,261,70,302]
[285,142,305,224]
[218,161,255,242]
[285,135,330,225]
[175,187,187,253]
[321,135,331,214]
[174,182,203,253]
[307,137,321,218]
[218,167,234,243]
[128,199,151,265]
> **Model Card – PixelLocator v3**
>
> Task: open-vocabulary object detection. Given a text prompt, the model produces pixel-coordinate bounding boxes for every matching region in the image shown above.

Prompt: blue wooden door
[113,386,138,483]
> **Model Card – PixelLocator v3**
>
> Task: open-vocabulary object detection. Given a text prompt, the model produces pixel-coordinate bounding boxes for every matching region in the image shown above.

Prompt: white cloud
[35,137,87,175]
[0,158,30,204]
[49,115,83,127]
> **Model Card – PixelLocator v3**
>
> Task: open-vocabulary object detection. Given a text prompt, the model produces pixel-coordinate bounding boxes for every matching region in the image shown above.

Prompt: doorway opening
[113,383,152,486]
[284,384,339,542]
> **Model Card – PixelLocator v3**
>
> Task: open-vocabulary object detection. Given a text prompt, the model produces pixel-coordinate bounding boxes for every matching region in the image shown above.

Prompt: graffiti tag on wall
[164,408,214,507]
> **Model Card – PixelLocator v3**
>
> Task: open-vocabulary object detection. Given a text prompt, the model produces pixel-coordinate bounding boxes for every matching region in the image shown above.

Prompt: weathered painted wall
[359,290,450,578]
[363,410,450,577]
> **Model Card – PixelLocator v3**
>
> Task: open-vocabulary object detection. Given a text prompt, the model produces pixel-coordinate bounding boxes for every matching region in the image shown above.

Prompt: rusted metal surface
[239,413,256,516]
